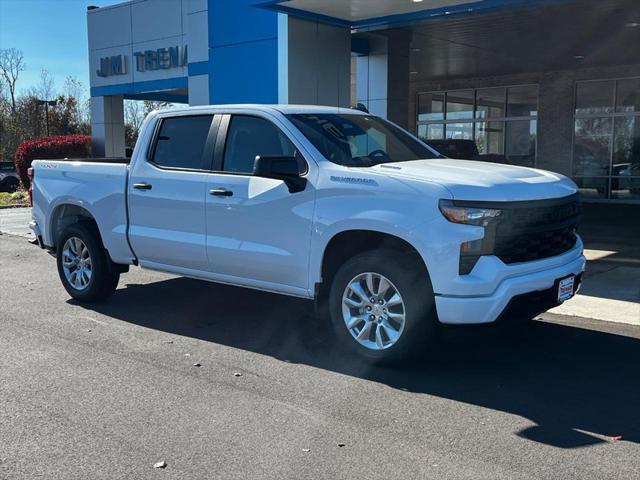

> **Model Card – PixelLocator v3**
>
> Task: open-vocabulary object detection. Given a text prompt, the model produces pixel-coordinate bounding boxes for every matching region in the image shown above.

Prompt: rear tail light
[27,167,34,207]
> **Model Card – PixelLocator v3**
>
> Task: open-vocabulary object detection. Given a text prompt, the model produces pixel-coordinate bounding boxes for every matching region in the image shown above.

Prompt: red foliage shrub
[14,135,92,189]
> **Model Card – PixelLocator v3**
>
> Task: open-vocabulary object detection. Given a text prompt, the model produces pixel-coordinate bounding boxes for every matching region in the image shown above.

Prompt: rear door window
[152,115,213,170]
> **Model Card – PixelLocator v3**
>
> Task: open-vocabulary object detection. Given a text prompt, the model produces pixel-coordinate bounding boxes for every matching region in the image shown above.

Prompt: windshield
[287,113,439,167]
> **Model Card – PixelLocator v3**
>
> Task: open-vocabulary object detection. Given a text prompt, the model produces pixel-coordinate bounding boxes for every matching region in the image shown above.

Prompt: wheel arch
[49,203,102,251]
[316,229,431,300]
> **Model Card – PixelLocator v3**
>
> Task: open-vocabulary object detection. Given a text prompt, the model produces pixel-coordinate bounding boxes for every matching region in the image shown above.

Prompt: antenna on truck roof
[351,103,369,113]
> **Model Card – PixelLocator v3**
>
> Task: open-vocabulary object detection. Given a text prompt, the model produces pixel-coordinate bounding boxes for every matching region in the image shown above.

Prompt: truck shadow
[75,276,640,450]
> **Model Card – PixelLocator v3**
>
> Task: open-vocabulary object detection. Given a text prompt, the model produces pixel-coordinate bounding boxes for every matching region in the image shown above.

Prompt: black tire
[328,249,438,365]
[56,223,120,302]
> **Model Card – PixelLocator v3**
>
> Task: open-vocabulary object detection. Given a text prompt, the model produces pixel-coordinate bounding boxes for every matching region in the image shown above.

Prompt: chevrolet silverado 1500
[30,105,585,363]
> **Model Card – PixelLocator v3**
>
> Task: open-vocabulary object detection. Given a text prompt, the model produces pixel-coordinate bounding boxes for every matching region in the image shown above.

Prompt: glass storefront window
[575,80,614,116]
[616,78,640,114]
[446,90,474,120]
[475,121,504,161]
[417,123,444,140]
[612,115,640,200]
[573,177,609,199]
[613,116,640,165]
[574,77,640,201]
[415,85,538,166]
[573,117,612,177]
[445,122,473,140]
[476,88,505,119]
[417,93,444,121]
[505,120,536,167]
[611,176,640,200]
[506,85,538,117]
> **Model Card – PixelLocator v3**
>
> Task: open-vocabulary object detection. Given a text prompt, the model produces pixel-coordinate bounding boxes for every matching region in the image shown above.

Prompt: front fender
[307,165,458,290]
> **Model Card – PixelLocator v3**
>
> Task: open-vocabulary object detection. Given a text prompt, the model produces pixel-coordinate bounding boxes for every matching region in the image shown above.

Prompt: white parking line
[0,207,33,238]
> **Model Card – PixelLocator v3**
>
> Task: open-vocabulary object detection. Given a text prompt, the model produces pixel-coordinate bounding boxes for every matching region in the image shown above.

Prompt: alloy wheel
[61,236,93,291]
[341,272,406,350]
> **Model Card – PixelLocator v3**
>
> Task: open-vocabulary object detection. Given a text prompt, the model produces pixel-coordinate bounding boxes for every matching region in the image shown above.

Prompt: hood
[371,158,578,202]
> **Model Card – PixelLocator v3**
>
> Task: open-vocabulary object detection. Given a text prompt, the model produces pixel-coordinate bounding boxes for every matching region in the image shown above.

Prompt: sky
[0,0,115,98]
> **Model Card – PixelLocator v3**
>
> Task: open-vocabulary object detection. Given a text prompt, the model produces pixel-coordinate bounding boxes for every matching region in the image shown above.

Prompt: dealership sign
[97,54,127,77]
[96,46,188,77]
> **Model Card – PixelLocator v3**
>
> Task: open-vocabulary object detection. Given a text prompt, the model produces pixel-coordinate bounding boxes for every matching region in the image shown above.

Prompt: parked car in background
[0,162,20,193]
[610,163,630,193]
[615,162,640,194]
[30,105,585,364]
[425,139,479,160]
[425,139,509,164]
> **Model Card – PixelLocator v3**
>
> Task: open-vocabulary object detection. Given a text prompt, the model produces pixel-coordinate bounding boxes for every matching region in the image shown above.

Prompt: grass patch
[0,190,29,207]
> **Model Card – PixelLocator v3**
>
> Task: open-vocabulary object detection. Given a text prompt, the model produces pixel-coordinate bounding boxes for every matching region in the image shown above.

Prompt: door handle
[209,188,233,197]
[133,182,152,190]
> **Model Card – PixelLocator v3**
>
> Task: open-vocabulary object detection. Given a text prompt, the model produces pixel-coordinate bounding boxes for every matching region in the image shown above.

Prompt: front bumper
[435,248,586,325]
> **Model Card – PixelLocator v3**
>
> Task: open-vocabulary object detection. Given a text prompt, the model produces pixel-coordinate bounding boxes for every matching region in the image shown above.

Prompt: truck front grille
[458,193,581,274]
[493,194,580,264]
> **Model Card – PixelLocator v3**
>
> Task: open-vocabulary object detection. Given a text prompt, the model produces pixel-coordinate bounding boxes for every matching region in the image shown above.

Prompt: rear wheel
[328,250,438,365]
[56,223,120,302]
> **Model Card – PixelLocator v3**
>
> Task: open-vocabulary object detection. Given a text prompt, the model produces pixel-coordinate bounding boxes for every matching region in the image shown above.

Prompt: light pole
[36,99,57,136]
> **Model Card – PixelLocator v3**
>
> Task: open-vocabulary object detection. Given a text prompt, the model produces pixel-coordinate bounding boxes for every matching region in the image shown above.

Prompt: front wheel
[56,223,120,302]
[328,250,438,365]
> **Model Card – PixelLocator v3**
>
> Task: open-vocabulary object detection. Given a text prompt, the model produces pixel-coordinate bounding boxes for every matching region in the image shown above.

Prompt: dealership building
[88,0,640,202]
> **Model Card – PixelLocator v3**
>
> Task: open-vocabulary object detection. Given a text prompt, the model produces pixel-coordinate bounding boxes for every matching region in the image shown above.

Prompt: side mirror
[253,155,307,193]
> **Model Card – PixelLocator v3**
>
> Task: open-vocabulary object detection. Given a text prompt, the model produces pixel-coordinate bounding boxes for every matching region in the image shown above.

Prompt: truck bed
[30,159,135,264]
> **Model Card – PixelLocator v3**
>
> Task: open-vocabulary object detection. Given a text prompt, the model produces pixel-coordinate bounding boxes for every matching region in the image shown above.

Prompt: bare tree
[64,76,90,126]
[124,99,145,133]
[143,100,173,115]
[124,99,175,147]
[0,48,26,113]
[64,76,84,102]
[38,69,55,101]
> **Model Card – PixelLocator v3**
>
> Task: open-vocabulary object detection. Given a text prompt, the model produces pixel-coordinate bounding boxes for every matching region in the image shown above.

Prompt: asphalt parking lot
[1,232,639,479]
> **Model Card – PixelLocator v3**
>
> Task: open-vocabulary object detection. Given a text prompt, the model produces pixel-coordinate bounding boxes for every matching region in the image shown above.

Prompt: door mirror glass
[253,155,306,193]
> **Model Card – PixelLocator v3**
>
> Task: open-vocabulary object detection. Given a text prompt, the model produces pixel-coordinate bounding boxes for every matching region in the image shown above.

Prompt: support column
[188,75,210,106]
[279,16,351,107]
[208,0,280,104]
[356,31,411,129]
[536,72,575,176]
[90,95,125,158]
[208,2,351,106]
[186,0,210,106]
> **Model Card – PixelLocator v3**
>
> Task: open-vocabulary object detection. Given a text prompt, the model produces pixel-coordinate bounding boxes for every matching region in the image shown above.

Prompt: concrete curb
[0,204,30,209]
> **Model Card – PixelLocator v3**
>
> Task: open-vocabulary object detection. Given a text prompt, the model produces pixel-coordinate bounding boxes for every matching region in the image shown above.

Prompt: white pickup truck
[30,105,585,363]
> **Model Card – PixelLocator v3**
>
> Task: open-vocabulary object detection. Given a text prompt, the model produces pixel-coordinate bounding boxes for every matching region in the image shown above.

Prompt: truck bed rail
[38,157,130,164]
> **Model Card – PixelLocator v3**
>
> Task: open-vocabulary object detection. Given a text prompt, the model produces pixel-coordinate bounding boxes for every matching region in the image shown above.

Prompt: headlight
[438,199,501,226]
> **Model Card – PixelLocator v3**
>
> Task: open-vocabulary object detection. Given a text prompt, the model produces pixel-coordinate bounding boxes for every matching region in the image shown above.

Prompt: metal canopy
[263,0,563,30]
[266,0,639,80]
[270,0,478,23]
[396,0,640,81]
